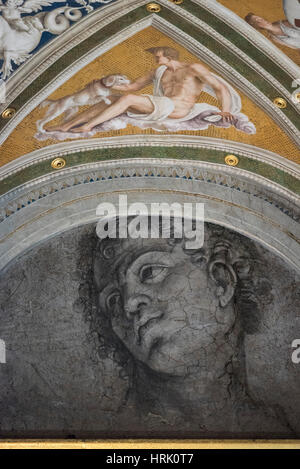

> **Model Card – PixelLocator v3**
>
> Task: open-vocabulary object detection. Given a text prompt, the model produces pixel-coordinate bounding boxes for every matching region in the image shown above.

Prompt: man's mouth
[295,19,300,28]
[137,314,163,345]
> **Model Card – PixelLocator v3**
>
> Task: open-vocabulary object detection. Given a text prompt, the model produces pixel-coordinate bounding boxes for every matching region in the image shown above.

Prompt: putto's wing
[20,0,65,13]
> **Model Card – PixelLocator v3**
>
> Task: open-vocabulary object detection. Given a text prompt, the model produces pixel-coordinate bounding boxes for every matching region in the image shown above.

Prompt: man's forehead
[110,238,174,271]
[117,238,171,262]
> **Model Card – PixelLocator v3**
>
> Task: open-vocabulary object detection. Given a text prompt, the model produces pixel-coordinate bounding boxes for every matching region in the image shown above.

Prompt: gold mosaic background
[219,0,300,65]
[1,26,299,166]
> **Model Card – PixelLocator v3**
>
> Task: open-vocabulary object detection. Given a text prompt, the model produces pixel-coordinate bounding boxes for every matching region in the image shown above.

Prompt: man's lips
[137,314,163,345]
[135,315,216,346]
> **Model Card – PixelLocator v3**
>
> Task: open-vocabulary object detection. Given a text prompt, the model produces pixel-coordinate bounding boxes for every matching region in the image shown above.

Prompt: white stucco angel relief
[0,0,113,79]
[0,0,45,32]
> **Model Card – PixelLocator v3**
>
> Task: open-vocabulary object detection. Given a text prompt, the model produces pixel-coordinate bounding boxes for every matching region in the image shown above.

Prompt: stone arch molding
[0,156,299,273]
[0,0,299,148]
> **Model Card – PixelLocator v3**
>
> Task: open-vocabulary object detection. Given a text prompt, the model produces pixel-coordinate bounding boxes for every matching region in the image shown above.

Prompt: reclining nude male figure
[45,46,236,133]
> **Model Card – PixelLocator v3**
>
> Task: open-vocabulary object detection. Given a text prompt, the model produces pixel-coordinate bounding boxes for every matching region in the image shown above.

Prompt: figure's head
[6,0,24,7]
[245,13,273,30]
[146,47,180,66]
[101,74,131,89]
[93,220,262,378]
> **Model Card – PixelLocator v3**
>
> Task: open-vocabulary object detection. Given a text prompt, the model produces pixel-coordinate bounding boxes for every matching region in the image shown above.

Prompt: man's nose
[124,294,151,320]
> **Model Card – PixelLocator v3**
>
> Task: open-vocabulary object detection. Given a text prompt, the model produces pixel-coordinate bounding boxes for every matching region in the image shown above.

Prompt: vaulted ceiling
[0,0,299,269]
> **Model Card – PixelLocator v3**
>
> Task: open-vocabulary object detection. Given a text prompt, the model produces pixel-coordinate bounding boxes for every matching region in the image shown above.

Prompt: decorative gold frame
[0,440,300,449]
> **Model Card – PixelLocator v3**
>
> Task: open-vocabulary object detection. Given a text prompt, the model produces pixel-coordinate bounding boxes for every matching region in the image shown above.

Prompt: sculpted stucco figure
[0,0,85,79]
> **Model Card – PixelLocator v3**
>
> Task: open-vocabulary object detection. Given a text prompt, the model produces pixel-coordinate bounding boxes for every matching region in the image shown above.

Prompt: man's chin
[141,339,197,377]
[147,354,192,377]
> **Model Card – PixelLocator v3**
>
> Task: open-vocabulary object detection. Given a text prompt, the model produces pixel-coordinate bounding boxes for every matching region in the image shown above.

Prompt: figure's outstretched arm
[113,70,155,92]
[191,64,235,123]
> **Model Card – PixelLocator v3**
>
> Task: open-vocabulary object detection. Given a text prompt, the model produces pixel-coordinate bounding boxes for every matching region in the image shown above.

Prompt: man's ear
[102,75,116,88]
[209,259,237,308]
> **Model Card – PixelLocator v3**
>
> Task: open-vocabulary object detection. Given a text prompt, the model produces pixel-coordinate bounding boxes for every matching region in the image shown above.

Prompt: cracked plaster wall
[0,222,299,438]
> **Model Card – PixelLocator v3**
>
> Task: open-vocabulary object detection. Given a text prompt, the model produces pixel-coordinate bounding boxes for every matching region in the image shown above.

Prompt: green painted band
[1,146,299,196]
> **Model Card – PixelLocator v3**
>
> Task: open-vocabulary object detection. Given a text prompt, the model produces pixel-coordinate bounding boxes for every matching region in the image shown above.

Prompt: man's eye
[139,264,168,283]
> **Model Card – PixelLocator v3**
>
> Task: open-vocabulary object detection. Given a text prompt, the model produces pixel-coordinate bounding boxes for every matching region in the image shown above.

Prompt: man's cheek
[156,273,191,299]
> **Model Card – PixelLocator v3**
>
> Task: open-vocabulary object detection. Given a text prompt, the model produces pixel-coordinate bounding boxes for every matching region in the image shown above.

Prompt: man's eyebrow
[117,250,146,278]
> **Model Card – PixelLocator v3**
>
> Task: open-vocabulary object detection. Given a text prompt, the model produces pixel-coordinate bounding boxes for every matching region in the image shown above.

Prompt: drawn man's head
[245,13,273,30]
[94,221,260,377]
[146,46,180,65]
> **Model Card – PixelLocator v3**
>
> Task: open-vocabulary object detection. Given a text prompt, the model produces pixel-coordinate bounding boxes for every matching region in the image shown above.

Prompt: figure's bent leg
[63,106,79,122]
[71,94,154,133]
[45,96,120,132]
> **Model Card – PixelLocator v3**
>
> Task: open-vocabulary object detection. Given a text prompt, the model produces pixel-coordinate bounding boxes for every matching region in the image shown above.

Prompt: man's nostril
[125,298,149,318]
[129,302,147,317]
[124,295,151,319]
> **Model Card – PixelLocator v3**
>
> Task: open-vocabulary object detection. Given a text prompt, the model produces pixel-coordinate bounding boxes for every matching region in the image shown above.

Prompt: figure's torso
[2,8,22,21]
[158,63,204,118]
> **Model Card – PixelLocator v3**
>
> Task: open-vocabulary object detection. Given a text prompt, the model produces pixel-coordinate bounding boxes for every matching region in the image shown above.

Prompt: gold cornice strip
[0,439,300,449]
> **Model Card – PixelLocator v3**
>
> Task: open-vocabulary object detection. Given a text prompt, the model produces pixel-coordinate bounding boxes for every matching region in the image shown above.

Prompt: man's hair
[245,13,259,28]
[146,46,179,60]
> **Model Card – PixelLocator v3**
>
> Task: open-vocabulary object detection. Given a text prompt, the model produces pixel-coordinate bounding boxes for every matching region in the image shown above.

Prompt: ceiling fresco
[1,26,299,165]
[0,0,299,170]
[0,0,299,83]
